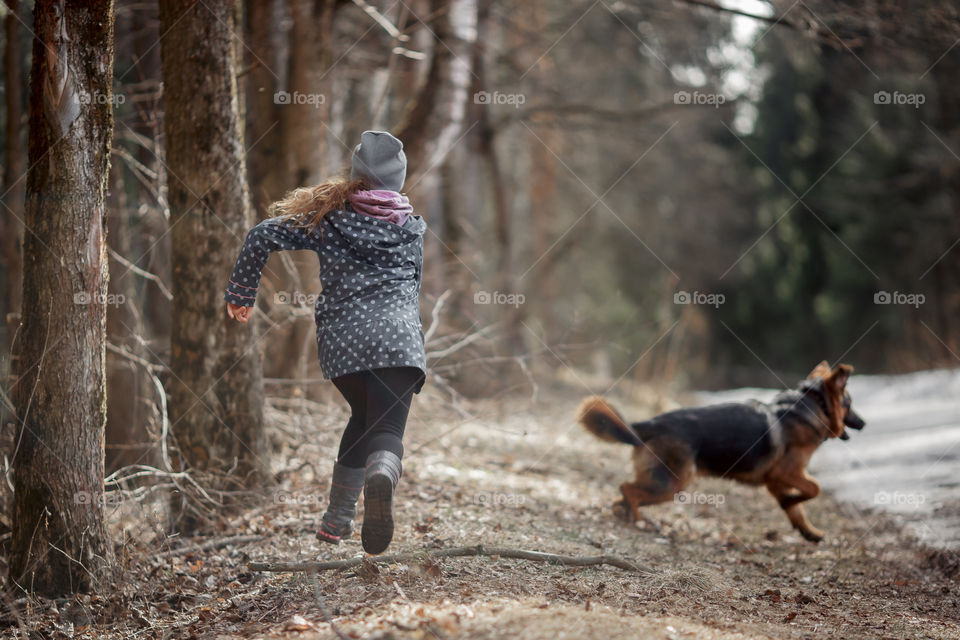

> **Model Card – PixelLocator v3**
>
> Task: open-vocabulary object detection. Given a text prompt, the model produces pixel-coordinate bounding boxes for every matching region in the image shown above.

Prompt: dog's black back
[630,401,776,477]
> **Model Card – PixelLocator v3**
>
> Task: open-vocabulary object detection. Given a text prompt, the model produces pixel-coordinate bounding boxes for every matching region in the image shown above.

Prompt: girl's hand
[227,302,252,322]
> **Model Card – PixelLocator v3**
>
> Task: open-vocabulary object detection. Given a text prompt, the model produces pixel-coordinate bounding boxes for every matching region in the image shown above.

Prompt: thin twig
[104,465,221,508]
[391,46,427,60]
[674,0,801,30]
[106,341,165,373]
[149,372,173,472]
[426,325,498,360]
[310,570,352,640]
[515,355,539,405]
[107,247,173,301]
[423,289,451,345]
[249,544,654,575]
[352,0,410,40]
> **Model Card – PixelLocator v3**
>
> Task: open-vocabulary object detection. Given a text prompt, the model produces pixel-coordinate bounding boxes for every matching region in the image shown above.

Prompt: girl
[224,131,426,555]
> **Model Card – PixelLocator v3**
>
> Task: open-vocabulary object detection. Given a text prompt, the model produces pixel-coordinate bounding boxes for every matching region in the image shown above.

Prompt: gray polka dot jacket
[224,208,427,393]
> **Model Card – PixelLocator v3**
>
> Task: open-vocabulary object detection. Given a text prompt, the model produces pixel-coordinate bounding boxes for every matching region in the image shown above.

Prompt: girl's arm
[224,216,319,310]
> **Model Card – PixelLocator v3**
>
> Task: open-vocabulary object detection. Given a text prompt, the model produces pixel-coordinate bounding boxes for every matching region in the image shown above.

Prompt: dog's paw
[612,499,635,523]
[800,527,824,543]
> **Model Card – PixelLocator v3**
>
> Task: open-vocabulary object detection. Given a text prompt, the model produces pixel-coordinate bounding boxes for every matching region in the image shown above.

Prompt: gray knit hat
[350,130,407,191]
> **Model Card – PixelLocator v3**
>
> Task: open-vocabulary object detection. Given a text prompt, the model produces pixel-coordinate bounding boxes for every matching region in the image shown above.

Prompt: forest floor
[4,381,960,640]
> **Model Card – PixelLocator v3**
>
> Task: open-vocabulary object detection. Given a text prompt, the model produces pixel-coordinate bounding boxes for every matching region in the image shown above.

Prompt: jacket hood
[323,209,425,253]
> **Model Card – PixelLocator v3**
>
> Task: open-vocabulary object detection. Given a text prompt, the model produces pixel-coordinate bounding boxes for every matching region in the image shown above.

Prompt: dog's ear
[807,360,832,380]
[827,363,854,389]
[822,363,854,438]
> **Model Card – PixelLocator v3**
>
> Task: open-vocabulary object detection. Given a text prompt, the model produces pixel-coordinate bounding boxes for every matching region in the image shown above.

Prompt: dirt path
[10,390,959,639]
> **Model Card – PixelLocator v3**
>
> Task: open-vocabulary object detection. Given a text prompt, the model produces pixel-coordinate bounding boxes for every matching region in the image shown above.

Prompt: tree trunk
[261,0,337,391]
[930,55,960,353]
[102,0,155,474]
[105,142,154,472]
[395,0,477,190]
[159,0,268,530]
[243,0,285,216]
[9,0,115,596]
[129,1,172,344]
[283,0,333,188]
[471,0,525,350]
[1,0,25,407]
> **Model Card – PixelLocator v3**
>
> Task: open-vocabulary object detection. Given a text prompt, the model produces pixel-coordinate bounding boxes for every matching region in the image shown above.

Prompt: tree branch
[352,0,410,41]
[674,0,801,30]
[423,289,452,345]
[107,247,173,301]
[511,100,683,125]
[248,544,655,574]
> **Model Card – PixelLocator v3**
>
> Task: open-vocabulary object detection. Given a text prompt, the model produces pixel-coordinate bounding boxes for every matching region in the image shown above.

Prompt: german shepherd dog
[577,362,865,542]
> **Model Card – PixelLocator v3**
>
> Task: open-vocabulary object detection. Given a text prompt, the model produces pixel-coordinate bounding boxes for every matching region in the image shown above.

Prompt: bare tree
[243,0,285,217]
[396,0,478,185]
[159,0,268,528]
[9,0,115,596]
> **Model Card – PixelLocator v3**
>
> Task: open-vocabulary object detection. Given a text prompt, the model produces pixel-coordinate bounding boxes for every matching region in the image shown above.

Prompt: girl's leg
[331,372,368,468]
[362,367,422,459]
[360,367,422,554]
[317,372,368,544]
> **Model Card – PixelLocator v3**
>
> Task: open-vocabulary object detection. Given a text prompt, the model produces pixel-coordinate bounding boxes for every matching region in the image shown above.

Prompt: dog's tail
[577,396,643,446]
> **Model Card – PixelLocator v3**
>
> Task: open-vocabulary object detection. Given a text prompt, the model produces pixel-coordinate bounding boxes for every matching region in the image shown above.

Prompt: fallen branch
[248,544,653,575]
[157,534,266,559]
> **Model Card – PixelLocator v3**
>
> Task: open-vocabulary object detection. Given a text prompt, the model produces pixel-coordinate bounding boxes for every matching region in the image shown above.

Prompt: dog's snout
[844,408,866,430]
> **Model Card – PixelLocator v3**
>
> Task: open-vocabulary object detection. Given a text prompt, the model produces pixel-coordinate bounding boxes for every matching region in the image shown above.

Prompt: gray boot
[317,462,365,544]
[361,451,402,554]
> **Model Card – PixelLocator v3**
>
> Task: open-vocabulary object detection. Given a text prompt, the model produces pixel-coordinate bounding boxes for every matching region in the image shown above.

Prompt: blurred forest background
[1,0,959,471]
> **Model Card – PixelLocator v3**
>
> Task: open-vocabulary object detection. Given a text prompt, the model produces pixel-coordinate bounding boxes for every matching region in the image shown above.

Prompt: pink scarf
[348,189,413,226]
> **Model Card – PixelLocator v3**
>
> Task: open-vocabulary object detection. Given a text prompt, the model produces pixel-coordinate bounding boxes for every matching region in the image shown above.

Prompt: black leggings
[332,367,421,469]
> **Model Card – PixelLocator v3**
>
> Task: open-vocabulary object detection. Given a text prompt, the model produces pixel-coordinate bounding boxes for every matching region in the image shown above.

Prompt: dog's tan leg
[616,481,677,520]
[779,472,820,509]
[765,476,823,542]
[613,483,639,523]
[613,440,695,523]
[785,503,824,542]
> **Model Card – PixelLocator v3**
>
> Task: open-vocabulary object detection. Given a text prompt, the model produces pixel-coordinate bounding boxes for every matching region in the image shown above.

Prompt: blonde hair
[269,175,369,228]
